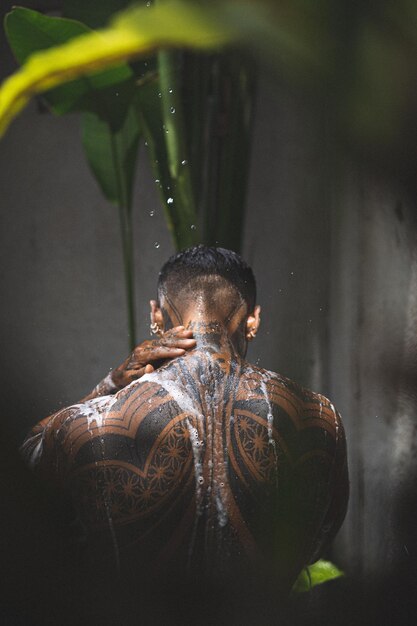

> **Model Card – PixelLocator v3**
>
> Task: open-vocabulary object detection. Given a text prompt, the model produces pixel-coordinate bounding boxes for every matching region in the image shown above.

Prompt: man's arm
[81,325,196,401]
[21,327,196,465]
[308,408,349,563]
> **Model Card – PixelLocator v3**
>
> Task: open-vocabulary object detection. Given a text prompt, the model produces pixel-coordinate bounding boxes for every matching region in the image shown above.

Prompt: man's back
[26,342,348,593]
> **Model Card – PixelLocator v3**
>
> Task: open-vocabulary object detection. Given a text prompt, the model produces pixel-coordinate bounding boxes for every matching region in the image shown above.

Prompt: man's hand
[110,326,196,390]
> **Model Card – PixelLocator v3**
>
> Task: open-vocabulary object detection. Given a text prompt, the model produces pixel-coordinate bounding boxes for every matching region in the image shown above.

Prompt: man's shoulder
[241,362,341,428]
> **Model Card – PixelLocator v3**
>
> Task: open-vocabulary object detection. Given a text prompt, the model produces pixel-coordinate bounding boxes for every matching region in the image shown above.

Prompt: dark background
[1,1,417,624]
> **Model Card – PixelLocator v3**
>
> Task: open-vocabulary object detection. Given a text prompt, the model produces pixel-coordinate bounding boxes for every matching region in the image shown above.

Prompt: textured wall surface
[328,166,417,579]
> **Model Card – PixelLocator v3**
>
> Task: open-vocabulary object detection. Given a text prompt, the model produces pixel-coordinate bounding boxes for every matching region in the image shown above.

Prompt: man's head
[150,245,261,353]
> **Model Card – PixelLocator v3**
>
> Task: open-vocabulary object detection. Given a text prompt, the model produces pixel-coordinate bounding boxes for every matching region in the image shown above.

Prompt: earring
[246,329,256,340]
[150,322,163,336]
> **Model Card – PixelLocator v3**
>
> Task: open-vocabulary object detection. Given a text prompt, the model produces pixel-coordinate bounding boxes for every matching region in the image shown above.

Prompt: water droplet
[154,242,160,249]
[149,210,155,217]
[181,159,188,166]
[290,271,294,276]
[115,92,119,97]
[190,224,196,230]
[198,476,204,485]
[158,92,162,98]
[144,140,148,147]
[165,129,169,134]
[170,107,176,114]
[168,88,173,94]
[146,1,151,6]
[155,179,160,183]
[167,197,174,204]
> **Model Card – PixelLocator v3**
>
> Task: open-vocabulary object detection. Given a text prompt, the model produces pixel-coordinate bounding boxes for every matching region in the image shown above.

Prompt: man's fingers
[145,346,186,361]
[122,331,195,375]
[125,364,154,383]
[128,346,186,366]
[161,337,196,348]
[164,326,194,339]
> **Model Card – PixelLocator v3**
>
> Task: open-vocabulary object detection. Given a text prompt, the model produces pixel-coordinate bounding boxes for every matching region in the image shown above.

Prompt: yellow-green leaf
[292,559,344,593]
[0,0,237,137]
[5,7,133,115]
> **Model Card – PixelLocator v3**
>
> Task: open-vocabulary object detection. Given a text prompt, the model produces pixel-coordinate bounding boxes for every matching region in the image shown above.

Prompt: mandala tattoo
[22,328,348,588]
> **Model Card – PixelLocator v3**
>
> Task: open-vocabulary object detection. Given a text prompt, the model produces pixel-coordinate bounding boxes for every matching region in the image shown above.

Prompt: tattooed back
[27,345,347,594]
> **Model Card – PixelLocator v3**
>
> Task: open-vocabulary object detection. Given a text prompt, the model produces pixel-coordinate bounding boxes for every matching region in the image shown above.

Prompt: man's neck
[184,319,243,357]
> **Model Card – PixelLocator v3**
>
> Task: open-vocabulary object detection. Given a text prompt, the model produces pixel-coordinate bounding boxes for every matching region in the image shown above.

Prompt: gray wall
[2,13,417,593]
[329,166,417,578]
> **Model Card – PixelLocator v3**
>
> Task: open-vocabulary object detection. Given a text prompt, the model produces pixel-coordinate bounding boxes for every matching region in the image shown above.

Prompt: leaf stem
[110,129,136,350]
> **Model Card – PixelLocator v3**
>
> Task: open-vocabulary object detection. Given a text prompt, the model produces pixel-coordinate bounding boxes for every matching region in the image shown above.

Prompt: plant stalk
[110,130,137,350]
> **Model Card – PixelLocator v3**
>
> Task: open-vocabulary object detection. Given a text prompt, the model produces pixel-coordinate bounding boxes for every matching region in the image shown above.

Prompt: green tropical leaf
[136,76,198,249]
[156,49,200,247]
[292,559,344,593]
[82,102,140,209]
[0,0,237,137]
[4,7,132,115]
[82,101,141,348]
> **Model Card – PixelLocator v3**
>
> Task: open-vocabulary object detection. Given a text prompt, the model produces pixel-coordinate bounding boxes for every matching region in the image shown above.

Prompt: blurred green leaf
[4,7,132,115]
[292,559,344,593]
[82,101,141,348]
[136,76,198,249]
[156,49,200,247]
[0,0,236,137]
[82,102,140,209]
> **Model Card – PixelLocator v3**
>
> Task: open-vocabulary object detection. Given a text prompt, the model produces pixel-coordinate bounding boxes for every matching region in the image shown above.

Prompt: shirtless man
[22,245,348,605]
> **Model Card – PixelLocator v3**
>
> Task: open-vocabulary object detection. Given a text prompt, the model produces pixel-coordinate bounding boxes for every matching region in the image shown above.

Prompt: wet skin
[23,320,348,593]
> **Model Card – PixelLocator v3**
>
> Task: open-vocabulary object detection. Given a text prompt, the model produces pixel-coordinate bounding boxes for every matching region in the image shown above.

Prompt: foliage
[4,8,133,116]
[0,1,236,138]
[292,559,344,593]
[5,0,417,345]
[4,0,417,156]
[3,1,256,347]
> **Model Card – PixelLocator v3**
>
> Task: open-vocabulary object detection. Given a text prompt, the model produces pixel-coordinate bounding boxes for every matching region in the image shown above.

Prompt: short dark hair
[158,245,257,311]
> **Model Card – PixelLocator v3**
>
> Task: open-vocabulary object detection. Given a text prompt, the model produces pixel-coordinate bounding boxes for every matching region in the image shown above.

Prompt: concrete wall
[329,165,417,578]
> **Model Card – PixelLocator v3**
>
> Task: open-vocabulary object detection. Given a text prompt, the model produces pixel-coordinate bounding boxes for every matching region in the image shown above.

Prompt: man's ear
[246,305,261,339]
[150,299,164,331]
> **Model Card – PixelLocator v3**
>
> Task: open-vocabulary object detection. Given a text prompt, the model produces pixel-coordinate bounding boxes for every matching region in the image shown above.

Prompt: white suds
[260,381,276,451]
